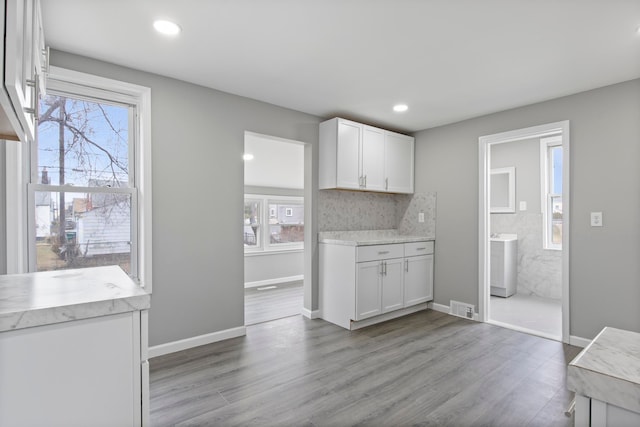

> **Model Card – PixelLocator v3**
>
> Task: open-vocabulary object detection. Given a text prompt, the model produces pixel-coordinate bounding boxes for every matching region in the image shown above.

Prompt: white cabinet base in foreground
[0,310,148,427]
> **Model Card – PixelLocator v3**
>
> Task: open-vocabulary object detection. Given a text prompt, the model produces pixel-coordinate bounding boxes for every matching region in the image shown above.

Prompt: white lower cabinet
[575,395,640,427]
[0,310,148,427]
[320,240,434,329]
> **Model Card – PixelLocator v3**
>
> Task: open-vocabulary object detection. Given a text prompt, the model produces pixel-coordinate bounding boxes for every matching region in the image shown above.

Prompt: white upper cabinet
[385,131,415,194]
[319,117,415,194]
[0,0,45,142]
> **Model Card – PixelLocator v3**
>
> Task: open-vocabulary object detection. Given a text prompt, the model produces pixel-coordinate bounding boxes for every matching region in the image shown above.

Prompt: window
[27,68,152,287]
[541,136,563,250]
[244,195,303,252]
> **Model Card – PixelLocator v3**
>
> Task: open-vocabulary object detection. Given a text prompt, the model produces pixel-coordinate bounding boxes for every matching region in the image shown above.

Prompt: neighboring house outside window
[244,195,303,252]
[541,135,563,250]
[26,67,152,288]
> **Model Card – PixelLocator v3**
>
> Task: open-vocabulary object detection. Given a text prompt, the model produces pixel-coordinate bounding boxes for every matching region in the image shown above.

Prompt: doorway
[478,121,570,342]
[243,132,306,325]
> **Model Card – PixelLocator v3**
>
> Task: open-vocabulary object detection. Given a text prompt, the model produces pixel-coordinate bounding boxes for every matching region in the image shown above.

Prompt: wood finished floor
[150,310,582,426]
[244,281,303,325]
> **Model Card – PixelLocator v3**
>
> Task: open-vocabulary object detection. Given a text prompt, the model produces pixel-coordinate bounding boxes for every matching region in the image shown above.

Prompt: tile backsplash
[318,190,436,238]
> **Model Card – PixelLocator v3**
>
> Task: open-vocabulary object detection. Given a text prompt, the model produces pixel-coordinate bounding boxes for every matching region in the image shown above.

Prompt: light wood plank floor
[244,281,303,325]
[150,310,582,426]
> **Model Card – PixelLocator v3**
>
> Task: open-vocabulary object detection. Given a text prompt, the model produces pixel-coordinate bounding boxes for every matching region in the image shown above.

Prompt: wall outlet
[591,212,603,227]
[418,212,425,223]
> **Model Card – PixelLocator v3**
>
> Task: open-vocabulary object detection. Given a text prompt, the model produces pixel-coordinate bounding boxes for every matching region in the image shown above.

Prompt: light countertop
[319,229,434,246]
[567,327,640,413]
[0,266,150,332]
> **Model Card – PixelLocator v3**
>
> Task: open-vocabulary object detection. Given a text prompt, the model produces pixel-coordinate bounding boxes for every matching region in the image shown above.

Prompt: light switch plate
[519,201,527,211]
[418,212,425,223]
[591,212,603,227]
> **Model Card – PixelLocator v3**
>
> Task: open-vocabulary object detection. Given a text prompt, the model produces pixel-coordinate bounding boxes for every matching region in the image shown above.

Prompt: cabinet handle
[405,259,409,272]
[383,261,387,276]
[416,247,426,251]
[385,178,388,190]
[364,175,367,188]
[378,251,390,255]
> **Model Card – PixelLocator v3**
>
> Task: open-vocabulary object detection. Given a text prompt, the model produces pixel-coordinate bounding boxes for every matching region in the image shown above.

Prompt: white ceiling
[42,1,640,133]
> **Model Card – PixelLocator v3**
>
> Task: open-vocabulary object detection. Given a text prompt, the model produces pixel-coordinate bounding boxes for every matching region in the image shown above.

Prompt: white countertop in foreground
[0,266,150,332]
[567,327,640,413]
[319,229,434,246]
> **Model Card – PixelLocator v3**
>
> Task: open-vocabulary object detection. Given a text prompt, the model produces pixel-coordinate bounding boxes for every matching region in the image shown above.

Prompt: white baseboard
[430,302,479,321]
[244,275,304,289]
[148,326,246,359]
[569,335,591,348]
[430,302,450,314]
[301,307,320,319]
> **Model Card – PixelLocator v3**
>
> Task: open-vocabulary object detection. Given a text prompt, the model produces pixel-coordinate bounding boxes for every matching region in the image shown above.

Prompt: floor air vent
[450,300,475,319]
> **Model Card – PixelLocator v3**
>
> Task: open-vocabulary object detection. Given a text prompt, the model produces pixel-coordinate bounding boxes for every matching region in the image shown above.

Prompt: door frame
[478,120,570,343]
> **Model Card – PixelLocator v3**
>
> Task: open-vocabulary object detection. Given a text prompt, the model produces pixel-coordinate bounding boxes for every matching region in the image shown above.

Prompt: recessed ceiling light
[242,153,254,161]
[153,20,181,36]
[393,104,409,113]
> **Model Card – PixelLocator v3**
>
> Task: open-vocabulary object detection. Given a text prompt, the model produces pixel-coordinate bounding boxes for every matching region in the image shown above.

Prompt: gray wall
[0,143,5,274]
[414,78,640,339]
[50,50,321,347]
[491,137,541,213]
[244,251,303,285]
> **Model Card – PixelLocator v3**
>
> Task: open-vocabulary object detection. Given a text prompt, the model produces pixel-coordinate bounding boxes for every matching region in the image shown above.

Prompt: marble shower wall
[491,212,562,299]
[318,190,436,238]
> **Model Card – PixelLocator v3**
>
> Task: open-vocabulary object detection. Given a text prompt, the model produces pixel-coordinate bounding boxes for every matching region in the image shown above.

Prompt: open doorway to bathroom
[243,132,305,325]
[478,121,570,342]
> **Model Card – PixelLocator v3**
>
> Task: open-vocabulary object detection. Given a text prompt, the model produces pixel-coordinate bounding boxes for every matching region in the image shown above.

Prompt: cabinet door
[355,260,382,320]
[362,125,386,191]
[385,132,414,193]
[336,119,362,189]
[5,0,37,143]
[404,254,434,306]
[0,312,140,427]
[382,258,404,313]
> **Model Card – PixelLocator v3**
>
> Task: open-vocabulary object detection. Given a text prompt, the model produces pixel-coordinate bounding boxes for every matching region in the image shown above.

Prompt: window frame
[244,194,304,254]
[540,135,562,251]
[25,67,153,290]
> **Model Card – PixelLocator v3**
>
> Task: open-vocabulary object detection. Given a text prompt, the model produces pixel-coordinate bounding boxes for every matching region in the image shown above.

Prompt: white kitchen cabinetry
[403,241,434,306]
[319,117,415,194]
[385,130,415,193]
[0,310,149,427]
[320,239,434,329]
[0,0,46,142]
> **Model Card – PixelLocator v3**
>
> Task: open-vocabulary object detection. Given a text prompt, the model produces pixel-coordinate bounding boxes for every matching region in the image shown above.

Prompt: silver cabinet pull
[416,247,426,251]
[378,251,390,255]
[383,261,387,276]
[405,259,409,272]
[364,175,367,188]
[385,177,388,190]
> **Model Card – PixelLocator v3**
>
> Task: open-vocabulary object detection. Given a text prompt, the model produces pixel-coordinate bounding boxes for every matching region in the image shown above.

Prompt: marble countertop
[0,266,151,332]
[567,327,640,413]
[319,229,434,246]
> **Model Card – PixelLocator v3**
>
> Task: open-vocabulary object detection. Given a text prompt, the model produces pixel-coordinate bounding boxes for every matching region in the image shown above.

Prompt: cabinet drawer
[357,244,404,262]
[404,241,434,256]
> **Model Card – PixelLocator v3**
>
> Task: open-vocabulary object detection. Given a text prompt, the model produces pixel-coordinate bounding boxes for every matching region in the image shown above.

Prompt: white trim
[243,248,303,257]
[479,120,570,343]
[5,140,27,273]
[490,166,516,213]
[569,335,592,348]
[301,308,320,319]
[148,326,247,359]
[429,302,451,314]
[244,275,304,288]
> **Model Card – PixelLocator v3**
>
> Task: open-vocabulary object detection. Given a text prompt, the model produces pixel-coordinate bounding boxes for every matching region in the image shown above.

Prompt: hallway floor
[490,292,562,340]
[244,281,303,325]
